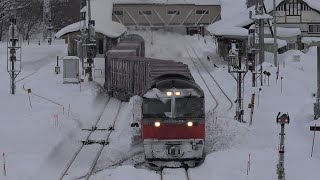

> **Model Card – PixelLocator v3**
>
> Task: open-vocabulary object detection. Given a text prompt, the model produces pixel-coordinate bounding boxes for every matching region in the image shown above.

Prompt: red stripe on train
[142,123,205,139]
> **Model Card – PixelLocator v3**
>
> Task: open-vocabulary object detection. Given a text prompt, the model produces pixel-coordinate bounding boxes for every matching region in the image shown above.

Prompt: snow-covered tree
[0,0,80,41]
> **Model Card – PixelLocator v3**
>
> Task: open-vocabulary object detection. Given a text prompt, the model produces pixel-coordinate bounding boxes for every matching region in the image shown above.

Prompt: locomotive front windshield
[175,97,204,117]
[143,98,171,117]
[143,96,204,118]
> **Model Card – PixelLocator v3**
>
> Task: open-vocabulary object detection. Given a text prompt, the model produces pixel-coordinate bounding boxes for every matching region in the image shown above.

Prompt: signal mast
[7,1,21,95]
[43,0,53,44]
[79,0,96,81]
[85,0,96,82]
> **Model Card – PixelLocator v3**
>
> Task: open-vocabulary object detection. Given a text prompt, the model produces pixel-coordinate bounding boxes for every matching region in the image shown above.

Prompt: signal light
[154,121,161,127]
[187,121,193,127]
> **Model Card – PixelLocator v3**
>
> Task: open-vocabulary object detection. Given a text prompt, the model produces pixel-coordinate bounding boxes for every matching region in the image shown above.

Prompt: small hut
[55,0,127,57]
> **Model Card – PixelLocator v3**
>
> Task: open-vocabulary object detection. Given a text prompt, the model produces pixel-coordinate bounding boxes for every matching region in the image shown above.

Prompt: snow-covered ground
[93,31,320,179]
[1,31,320,180]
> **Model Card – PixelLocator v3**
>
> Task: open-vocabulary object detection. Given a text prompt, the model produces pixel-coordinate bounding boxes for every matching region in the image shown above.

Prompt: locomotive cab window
[142,95,204,118]
[175,96,204,118]
[142,98,171,117]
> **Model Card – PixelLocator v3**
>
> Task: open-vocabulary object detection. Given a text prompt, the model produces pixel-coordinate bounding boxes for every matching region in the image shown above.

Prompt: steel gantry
[228,41,248,123]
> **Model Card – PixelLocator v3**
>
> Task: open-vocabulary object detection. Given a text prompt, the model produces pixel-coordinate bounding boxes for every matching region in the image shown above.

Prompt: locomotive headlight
[154,121,161,127]
[175,91,181,96]
[187,121,193,127]
[167,91,173,96]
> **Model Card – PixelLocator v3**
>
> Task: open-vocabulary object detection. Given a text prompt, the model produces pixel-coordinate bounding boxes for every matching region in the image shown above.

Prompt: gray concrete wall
[112,4,221,27]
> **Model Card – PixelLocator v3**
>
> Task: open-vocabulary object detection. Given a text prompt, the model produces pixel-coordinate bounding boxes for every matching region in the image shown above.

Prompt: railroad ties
[59,98,122,180]
[184,39,233,113]
[161,168,191,180]
[81,126,115,145]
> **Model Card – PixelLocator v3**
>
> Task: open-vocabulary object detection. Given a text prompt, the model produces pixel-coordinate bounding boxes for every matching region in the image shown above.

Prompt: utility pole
[248,23,257,87]
[85,0,96,81]
[276,112,290,180]
[273,0,278,66]
[257,0,264,86]
[314,46,320,120]
[7,1,21,95]
[250,0,270,87]
[43,0,53,44]
[228,41,248,123]
[79,0,87,75]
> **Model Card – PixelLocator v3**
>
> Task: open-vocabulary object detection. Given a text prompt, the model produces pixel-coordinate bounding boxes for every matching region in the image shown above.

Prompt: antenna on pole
[7,0,21,95]
[43,0,53,45]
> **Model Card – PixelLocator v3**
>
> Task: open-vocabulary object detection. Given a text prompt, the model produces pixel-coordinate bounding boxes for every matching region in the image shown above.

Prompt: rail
[58,98,121,180]
[184,44,219,111]
[188,44,233,111]
[160,168,190,180]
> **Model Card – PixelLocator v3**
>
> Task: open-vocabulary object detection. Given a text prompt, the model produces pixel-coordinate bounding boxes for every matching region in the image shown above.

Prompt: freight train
[104,34,205,168]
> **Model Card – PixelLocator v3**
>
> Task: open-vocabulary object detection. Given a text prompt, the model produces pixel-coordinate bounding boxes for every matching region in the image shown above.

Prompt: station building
[112,0,222,36]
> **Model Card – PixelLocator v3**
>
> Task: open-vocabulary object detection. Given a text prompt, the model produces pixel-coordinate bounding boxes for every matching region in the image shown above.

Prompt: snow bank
[90,165,159,180]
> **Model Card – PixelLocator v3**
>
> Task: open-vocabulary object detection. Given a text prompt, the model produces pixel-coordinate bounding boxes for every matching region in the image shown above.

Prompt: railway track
[184,41,233,112]
[75,150,145,179]
[160,168,190,180]
[59,98,122,180]
[184,44,219,111]
[188,44,233,111]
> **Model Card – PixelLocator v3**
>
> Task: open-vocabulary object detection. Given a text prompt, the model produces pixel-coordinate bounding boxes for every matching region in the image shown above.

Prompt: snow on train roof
[113,0,220,5]
[55,0,126,39]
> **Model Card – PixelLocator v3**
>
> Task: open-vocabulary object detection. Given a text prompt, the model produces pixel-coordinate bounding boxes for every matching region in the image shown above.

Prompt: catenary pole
[273,0,278,66]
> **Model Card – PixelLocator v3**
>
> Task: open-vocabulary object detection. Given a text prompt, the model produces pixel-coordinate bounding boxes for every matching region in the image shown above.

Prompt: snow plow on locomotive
[104,34,205,168]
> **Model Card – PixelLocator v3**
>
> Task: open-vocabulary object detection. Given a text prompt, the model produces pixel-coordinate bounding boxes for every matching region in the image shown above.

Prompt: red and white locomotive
[105,34,205,168]
[142,75,205,168]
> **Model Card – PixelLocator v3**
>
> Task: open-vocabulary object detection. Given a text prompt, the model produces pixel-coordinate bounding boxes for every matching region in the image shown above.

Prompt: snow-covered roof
[55,0,126,39]
[209,26,249,37]
[299,0,320,12]
[302,37,320,44]
[207,0,284,37]
[265,27,301,38]
[113,0,221,5]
